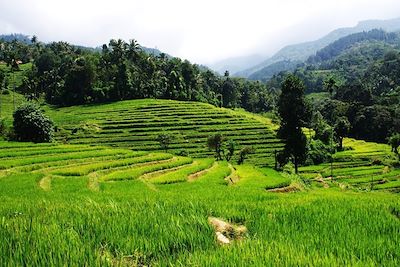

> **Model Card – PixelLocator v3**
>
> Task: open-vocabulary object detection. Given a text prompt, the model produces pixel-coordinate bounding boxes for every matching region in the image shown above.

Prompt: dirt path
[188,162,217,182]
[315,176,330,188]
[226,164,240,185]
[267,185,299,193]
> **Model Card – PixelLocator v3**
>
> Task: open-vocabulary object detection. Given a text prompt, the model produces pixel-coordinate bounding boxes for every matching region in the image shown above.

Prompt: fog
[1,0,400,64]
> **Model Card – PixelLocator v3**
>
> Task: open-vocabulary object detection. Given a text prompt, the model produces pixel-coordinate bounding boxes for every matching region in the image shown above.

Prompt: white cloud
[0,0,399,63]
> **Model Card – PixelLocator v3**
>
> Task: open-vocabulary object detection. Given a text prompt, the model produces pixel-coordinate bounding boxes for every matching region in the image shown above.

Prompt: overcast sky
[1,0,400,64]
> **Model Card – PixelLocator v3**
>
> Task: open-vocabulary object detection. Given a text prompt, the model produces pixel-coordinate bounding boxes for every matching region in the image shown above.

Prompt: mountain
[0,33,32,44]
[247,60,301,82]
[308,29,399,64]
[235,17,400,80]
[266,29,400,95]
[207,54,265,75]
[140,46,171,58]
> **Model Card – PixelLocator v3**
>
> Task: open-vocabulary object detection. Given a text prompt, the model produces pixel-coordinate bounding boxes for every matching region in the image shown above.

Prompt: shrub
[157,133,171,152]
[207,134,225,160]
[237,146,255,165]
[0,118,5,136]
[177,150,188,157]
[13,103,54,142]
[306,139,333,165]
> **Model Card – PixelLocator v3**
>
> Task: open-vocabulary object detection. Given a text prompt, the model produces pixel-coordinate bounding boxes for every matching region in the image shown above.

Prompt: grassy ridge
[44,99,283,167]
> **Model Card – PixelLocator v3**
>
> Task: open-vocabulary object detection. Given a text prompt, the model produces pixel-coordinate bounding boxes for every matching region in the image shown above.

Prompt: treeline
[0,37,276,113]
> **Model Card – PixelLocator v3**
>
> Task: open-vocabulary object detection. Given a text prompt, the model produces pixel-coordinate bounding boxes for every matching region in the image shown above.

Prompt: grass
[0,141,398,266]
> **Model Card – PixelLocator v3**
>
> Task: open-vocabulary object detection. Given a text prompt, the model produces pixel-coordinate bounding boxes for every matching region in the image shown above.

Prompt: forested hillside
[235,17,400,79]
[262,29,400,144]
[0,37,275,113]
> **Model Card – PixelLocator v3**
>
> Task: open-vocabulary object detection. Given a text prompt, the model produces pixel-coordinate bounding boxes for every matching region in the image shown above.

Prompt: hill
[45,99,283,167]
[308,29,399,64]
[235,17,400,79]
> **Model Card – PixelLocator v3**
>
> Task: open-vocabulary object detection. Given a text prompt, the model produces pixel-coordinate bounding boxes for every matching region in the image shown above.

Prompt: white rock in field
[216,231,230,244]
[208,217,247,245]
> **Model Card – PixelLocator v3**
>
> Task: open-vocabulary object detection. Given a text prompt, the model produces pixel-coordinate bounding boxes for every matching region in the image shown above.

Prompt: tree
[323,76,338,96]
[388,133,400,158]
[277,74,309,174]
[13,103,54,142]
[64,56,96,105]
[237,146,255,165]
[224,139,236,161]
[334,117,351,150]
[0,68,4,118]
[221,71,238,108]
[207,134,225,160]
[157,133,171,152]
[312,111,333,145]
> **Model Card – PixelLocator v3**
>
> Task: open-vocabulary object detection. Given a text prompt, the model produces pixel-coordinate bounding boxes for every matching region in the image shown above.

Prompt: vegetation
[0,26,399,266]
[389,133,400,158]
[0,140,399,265]
[0,38,276,114]
[13,103,54,142]
[237,146,255,165]
[207,134,225,161]
[40,99,283,167]
[157,133,171,152]
[266,30,400,145]
[277,75,310,173]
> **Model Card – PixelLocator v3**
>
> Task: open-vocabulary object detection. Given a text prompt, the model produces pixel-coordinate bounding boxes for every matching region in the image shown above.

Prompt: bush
[306,139,333,165]
[237,146,255,165]
[0,118,5,136]
[13,103,54,142]
[177,150,188,157]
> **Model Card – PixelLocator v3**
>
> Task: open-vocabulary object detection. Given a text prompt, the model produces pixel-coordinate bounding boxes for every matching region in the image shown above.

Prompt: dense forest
[0,36,275,113]
[0,31,399,145]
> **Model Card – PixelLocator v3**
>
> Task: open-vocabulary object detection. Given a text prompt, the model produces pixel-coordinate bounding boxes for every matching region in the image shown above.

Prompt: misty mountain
[248,60,301,82]
[0,33,32,44]
[234,17,400,79]
[207,54,265,75]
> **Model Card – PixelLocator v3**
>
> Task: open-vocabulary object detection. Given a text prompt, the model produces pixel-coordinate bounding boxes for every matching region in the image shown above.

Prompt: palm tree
[128,39,140,61]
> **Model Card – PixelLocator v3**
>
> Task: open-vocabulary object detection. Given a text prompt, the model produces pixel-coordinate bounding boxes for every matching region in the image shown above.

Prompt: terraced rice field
[0,141,291,190]
[46,99,283,167]
[299,138,400,192]
[0,141,218,188]
[0,141,399,266]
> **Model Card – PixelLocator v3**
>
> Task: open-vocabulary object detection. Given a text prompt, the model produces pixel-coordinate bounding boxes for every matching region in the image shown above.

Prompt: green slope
[46,99,283,167]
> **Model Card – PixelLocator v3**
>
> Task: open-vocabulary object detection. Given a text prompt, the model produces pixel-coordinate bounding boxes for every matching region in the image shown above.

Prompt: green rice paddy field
[0,96,399,266]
